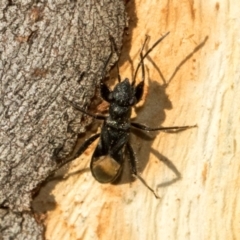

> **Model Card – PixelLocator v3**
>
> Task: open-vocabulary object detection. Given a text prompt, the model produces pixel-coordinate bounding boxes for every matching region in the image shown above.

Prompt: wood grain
[33,0,240,239]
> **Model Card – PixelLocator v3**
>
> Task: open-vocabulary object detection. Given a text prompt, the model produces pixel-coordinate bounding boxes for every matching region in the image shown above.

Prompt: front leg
[63,96,107,120]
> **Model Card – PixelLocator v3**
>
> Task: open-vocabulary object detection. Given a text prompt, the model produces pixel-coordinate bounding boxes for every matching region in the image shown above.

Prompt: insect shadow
[51,32,203,198]
[127,35,208,189]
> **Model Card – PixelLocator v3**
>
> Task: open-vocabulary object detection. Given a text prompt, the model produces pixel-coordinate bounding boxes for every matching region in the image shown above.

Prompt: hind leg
[126,142,159,198]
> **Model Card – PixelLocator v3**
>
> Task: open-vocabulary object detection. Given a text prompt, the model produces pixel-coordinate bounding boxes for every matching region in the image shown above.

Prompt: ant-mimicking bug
[58,32,196,198]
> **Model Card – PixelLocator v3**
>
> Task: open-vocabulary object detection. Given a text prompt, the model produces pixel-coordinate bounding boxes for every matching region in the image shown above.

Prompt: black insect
[58,32,195,198]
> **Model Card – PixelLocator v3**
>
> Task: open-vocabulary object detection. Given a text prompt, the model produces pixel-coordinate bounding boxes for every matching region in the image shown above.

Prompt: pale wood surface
[33,0,240,239]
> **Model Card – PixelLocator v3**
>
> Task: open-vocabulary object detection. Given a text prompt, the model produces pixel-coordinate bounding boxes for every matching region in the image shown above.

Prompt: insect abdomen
[91,155,122,183]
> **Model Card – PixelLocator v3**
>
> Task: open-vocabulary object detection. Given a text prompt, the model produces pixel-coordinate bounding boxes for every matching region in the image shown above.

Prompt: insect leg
[126,142,160,199]
[63,97,106,120]
[134,37,149,102]
[56,133,101,171]
[109,134,129,156]
[100,82,112,103]
[131,122,197,132]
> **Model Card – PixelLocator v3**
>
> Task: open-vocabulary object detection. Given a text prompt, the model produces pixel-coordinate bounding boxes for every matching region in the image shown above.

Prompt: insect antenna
[139,35,149,86]
[101,37,115,82]
[132,31,170,86]
[109,36,121,82]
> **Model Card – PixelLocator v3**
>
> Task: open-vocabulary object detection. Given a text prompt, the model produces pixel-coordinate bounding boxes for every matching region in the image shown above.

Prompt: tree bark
[0,0,126,239]
[35,0,240,239]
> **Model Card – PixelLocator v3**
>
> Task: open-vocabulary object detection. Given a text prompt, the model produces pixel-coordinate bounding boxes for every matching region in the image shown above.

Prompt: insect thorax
[109,102,132,121]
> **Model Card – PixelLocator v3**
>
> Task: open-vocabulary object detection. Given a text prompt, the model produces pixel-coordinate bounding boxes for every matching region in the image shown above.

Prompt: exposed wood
[33,0,240,239]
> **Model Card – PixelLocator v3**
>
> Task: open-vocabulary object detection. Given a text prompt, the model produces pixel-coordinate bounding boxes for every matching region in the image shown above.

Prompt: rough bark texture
[32,0,240,239]
[0,0,126,239]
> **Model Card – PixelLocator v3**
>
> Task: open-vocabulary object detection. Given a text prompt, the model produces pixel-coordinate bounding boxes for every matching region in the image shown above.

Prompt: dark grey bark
[0,209,43,240]
[0,0,126,239]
